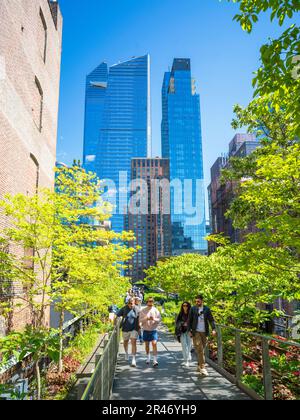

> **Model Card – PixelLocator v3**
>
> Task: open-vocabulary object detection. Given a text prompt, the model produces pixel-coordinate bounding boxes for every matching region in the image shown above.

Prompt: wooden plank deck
[111,327,251,401]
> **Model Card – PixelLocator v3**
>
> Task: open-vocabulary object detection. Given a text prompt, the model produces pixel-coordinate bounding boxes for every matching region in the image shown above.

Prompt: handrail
[217,324,300,348]
[81,320,121,400]
[209,324,300,401]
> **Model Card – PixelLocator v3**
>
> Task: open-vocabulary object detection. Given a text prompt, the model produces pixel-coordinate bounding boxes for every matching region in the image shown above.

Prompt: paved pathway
[111,326,250,401]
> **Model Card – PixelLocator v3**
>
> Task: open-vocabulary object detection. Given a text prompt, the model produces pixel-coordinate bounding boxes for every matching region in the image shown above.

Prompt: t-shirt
[117,307,138,332]
[196,306,206,333]
[139,307,161,332]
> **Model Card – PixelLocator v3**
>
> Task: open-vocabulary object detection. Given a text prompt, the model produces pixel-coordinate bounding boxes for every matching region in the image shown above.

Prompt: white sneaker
[199,368,209,376]
[131,358,137,368]
[146,357,150,365]
[181,361,189,367]
[125,353,129,361]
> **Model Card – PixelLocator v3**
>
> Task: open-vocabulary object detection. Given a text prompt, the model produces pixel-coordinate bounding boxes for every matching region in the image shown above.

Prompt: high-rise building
[161,58,206,255]
[0,0,63,333]
[83,55,151,233]
[125,158,171,282]
[207,134,259,254]
[83,63,108,175]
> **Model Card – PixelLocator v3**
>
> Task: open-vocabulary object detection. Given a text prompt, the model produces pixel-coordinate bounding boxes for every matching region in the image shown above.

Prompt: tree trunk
[35,361,41,401]
[58,309,64,374]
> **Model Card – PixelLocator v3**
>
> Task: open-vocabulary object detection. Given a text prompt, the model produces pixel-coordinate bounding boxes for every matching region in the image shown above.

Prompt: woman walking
[175,302,192,367]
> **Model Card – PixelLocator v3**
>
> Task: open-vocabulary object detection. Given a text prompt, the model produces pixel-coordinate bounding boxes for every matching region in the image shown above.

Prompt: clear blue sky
[56,0,288,212]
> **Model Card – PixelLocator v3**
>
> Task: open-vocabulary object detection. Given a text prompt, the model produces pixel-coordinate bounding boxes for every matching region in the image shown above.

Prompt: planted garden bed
[208,333,300,400]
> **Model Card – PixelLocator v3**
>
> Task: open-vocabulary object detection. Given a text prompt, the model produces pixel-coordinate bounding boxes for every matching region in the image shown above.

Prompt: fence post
[100,360,104,400]
[106,340,110,399]
[262,338,273,400]
[216,326,223,368]
[235,330,243,382]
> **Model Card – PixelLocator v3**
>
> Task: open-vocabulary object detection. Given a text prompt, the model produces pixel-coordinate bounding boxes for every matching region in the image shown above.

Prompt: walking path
[111,326,250,401]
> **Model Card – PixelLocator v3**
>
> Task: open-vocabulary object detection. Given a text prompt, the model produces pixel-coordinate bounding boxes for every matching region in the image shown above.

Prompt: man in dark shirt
[188,294,216,376]
[117,298,140,367]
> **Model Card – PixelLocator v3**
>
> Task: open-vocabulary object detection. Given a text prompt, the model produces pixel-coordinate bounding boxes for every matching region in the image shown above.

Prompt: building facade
[83,63,108,175]
[161,58,207,255]
[0,0,63,333]
[208,134,259,254]
[83,55,151,233]
[125,158,171,282]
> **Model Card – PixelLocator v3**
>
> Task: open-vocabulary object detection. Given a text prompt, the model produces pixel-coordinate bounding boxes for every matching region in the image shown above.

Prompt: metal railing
[207,324,300,400]
[81,320,120,400]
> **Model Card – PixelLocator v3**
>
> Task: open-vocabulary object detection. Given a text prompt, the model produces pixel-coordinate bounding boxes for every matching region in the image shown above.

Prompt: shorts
[143,330,158,342]
[123,330,139,341]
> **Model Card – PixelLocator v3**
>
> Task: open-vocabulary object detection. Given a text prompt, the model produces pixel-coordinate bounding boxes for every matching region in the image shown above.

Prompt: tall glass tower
[83,55,151,233]
[161,58,207,254]
[83,63,108,175]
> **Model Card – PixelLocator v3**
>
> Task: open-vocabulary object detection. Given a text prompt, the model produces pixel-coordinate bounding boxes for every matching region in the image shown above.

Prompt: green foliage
[161,301,181,334]
[66,319,112,363]
[242,375,264,398]
[227,0,300,138]
[144,292,166,303]
[0,326,60,365]
[229,0,300,32]
[146,248,297,328]
[204,0,300,323]
[228,0,300,139]
[0,164,134,329]
[0,383,28,400]
[0,164,135,396]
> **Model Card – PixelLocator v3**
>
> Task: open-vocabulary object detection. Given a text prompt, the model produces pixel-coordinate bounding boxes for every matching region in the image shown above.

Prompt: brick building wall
[0,0,62,333]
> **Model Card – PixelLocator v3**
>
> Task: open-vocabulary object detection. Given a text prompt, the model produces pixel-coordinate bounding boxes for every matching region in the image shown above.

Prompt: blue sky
[56,0,288,211]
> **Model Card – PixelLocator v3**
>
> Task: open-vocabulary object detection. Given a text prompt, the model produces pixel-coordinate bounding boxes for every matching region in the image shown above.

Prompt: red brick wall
[0,0,62,333]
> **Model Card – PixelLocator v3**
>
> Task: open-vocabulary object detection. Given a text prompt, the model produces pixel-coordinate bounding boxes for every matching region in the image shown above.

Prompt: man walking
[139,297,161,367]
[188,294,216,376]
[117,298,139,367]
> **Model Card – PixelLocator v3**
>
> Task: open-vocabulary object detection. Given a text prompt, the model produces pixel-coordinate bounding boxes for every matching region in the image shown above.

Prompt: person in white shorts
[117,298,140,367]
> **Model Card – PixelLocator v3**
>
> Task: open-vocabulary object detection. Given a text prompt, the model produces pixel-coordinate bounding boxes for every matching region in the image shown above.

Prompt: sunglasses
[183,304,189,307]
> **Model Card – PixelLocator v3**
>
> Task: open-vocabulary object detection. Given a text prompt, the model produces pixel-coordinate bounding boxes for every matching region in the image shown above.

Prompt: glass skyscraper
[83,63,108,175]
[161,58,207,254]
[83,55,151,233]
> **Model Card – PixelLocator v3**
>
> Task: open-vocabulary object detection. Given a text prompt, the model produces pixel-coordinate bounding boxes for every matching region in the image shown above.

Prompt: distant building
[161,58,207,255]
[0,0,63,333]
[83,55,151,233]
[208,134,259,254]
[125,158,171,283]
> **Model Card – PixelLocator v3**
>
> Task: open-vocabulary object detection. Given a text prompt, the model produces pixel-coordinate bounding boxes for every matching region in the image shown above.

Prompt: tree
[0,164,135,383]
[145,250,295,327]
[218,1,300,279]
[227,0,300,136]
[51,164,135,372]
[203,0,300,321]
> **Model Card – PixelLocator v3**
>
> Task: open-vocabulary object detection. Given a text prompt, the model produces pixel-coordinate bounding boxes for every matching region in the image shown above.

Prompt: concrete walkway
[111,326,250,401]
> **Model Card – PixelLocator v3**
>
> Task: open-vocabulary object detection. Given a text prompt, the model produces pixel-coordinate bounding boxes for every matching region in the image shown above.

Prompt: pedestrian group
[113,288,216,376]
